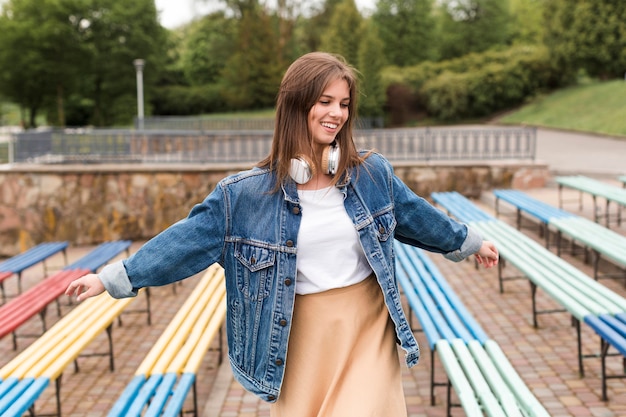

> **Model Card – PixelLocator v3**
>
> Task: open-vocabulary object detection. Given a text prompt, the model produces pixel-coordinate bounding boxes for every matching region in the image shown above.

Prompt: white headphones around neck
[289,143,340,184]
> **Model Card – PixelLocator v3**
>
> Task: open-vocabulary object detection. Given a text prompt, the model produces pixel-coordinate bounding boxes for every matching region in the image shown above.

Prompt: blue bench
[0,240,135,350]
[556,175,626,227]
[0,242,69,303]
[108,264,225,417]
[494,188,574,247]
[396,242,549,416]
[494,189,626,281]
[432,191,626,400]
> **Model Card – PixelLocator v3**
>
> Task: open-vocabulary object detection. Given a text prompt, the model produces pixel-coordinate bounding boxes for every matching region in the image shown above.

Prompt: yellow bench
[0,289,144,417]
[108,263,226,417]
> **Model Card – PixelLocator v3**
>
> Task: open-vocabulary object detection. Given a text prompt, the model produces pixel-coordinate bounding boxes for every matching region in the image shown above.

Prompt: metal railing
[7,126,536,164]
[136,116,385,131]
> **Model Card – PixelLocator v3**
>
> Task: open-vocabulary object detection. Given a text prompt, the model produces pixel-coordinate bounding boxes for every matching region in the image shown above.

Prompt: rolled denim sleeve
[99,260,137,298]
[442,225,483,262]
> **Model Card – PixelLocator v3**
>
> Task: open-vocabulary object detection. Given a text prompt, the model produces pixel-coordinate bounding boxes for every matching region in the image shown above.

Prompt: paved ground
[0,128,625,416]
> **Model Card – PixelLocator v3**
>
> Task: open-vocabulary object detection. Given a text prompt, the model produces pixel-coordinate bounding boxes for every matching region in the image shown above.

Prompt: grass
[496,79,626,138]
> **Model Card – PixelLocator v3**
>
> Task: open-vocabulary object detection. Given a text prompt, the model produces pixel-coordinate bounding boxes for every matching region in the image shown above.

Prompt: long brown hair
[258,52,365,189]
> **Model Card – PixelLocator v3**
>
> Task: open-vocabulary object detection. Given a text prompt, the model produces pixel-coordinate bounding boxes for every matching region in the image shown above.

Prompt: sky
[155,0,376,29]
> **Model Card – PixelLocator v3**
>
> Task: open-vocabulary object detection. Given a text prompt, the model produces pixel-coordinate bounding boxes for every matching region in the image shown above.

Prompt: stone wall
[0,161,548,256]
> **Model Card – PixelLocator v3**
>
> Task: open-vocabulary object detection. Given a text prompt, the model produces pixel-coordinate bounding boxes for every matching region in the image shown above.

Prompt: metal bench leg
[430,350,436,406]
[530,282,538,328]
[600,338,609,401]
[574,317,584,377]
[218,325,224,366]
[446,379,452,417]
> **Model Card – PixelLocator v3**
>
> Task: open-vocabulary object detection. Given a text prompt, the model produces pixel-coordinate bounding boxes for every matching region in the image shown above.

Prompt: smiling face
[307,78,350,152]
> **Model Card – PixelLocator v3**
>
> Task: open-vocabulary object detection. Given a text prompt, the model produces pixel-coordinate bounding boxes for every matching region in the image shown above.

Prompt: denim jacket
[99,152,482,402]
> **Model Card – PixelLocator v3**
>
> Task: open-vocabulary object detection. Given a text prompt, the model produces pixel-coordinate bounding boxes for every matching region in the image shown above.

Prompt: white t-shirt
[295,186,373,295]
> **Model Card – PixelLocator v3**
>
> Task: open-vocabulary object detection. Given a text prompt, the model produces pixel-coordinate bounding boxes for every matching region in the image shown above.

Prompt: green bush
[151,84,227,116]
[384,45,563,121]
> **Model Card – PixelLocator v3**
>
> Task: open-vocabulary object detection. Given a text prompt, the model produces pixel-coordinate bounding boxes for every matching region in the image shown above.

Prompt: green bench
[556,175,626,227]
[494,189,626,281]
[432,191,626,399]
[396,242,549,416]
[619,175,626,188]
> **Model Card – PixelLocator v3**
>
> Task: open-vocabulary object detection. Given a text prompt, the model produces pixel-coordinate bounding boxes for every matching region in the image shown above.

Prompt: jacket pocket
[373,211,396,241]
[234,242,276,301]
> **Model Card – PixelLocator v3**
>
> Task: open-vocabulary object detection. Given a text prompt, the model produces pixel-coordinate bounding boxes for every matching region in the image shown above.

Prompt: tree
[0,0,88,127]
[319,0,363,66]
[180,12,237,86]
[221,7,283,109]
[296,0,344,53]
[544,0,626,80]
[372,0,438,67]
[357,20,386,119]
[509,0,544,45]
[437,0,511,60]
[78,0,167,126]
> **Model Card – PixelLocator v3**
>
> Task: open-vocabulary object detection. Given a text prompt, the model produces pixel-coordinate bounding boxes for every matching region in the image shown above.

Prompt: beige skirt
[271,275,407,417]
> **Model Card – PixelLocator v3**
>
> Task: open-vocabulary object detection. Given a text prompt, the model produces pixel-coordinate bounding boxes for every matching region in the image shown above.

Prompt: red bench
[0,241,135,350]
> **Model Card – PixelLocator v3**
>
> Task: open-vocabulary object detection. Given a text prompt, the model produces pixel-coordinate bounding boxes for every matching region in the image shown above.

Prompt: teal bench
[0,240,134,350]
[396,242,549,416]
[432,191,626,400]
[556,175,626,227]
[494,189,626,281]
[0,242,69,303]
[619,175,626,188]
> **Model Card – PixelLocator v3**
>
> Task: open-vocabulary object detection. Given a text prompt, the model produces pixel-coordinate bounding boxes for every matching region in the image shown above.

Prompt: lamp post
[133,59,145,130]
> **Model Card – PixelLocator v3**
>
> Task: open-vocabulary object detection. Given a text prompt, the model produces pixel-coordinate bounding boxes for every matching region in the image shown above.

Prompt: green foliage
[151,84,227,115]
[544,0,626,80]
[180,12,237,86]
[357,20,386,117]
[384,45,561,121]
[437,0,511,60]
[0,0,89,127]
[509,0,544,45]
[0,0,167,127]
[319,0,363,66]
[220,9,283,110]
[373,0,438,66]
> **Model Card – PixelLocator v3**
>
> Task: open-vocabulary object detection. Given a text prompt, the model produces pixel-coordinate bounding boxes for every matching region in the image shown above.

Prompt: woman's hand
[474,241,499,268]
[65,273,105,302]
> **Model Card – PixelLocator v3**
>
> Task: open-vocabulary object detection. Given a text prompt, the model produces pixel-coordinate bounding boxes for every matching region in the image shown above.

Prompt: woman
[66,52,498,416]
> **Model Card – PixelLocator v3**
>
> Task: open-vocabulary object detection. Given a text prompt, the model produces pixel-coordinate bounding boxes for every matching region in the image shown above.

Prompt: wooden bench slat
[449,339,511,417]
[414,249,489,344]
[0,242,68,273]
[483,340,551,417]
[108,264,226,417]
[433,191,626,400]
[0,377,46,417]
[396,241,549,415]
[475,220,626,316]
[434,340,484,417]
[162,373,195,417]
